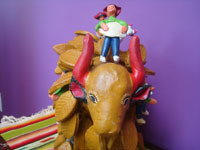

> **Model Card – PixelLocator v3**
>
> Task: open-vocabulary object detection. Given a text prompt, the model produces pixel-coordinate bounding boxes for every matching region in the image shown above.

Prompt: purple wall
[0,0,200,149]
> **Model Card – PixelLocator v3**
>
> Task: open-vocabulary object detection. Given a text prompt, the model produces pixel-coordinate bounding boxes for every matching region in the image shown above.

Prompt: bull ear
[70,76,87,104]
[132,84,152,101]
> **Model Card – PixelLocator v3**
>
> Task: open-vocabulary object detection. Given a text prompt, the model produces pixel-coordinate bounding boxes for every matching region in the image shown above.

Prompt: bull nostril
[112,121,117,126]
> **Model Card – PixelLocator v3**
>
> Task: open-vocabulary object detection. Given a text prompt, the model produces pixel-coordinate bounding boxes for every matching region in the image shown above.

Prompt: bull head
[70,34,145,135]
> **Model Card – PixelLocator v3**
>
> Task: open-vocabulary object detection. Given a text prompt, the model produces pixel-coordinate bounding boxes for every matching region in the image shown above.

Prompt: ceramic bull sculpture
[60,33,150,150]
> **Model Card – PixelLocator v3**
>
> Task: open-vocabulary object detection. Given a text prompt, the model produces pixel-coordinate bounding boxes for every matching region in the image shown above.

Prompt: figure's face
[107,4,116,16]
[99,16,105,21]
[107,4,116,12]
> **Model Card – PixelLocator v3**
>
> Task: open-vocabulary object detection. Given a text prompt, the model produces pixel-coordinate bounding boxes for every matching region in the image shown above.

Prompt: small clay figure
[94,12,107,39]
[125,24,137,37]
[48,71,70,102]
[135,98,157,124]
[95,4,128,63]
[94,12,107,21]
[133,85,158,124]
[127,24,137,36]
[48,85,69,101]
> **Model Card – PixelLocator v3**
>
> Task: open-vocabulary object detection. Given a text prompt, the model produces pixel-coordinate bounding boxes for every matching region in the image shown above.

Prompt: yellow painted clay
[60,113,79,139]
[75,30,99,42]
[86,63,133,136]
[54,65,63,75]
[54,134,66,148]
[56,141,72,150]
[85,126,106,150]
[55,91,78,121]
[59,49,82,70]
[48,72,72,94]
[53,43,75,55]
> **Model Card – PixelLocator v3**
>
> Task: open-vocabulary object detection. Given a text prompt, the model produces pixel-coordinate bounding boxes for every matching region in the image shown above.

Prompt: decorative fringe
[0,106,55,128]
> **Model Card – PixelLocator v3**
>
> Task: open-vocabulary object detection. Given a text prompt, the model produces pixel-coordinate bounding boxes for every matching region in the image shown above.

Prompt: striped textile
[0,106,58,150]
[15,134,56,150]
[0,113,55,135]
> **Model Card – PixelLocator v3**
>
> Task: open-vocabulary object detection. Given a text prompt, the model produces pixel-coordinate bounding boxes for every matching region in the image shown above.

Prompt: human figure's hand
[149,98,157,105]
[121,26,128,34]
[97,30,103,36]
[101,23,109,31]
[48,94,59,101]
[61,72,66,76]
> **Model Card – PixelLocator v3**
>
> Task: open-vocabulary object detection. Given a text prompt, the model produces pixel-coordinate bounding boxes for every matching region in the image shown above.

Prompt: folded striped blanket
[0,106,57,150]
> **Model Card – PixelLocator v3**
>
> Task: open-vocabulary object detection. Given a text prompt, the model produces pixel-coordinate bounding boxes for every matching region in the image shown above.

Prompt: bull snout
[88,96,129,136]
[92,117,122,135]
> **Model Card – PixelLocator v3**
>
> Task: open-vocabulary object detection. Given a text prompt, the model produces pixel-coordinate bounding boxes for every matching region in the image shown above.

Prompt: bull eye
[89,93,98,103]
[122,97,130,105]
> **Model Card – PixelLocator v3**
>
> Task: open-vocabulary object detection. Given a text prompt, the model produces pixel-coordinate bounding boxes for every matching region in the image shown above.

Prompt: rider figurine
[95,4,128,63]
[94,12,107,39]
[94,11,107,21]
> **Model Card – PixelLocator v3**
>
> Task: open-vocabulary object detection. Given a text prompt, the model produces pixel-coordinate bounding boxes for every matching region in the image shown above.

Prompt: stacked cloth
[0,106,57,150]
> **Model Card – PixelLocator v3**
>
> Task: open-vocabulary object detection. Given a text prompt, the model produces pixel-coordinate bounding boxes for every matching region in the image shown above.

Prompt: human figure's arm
[95,20,108,36]
[121,26,128,34]
[95,20,106,31]
[101,22,109,31]
[115,19,128,34]
[97,30,103,36]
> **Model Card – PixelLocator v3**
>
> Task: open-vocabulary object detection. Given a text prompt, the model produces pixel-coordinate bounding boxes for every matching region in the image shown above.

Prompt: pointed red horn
[129,35,145,93]
[72,34,94,87]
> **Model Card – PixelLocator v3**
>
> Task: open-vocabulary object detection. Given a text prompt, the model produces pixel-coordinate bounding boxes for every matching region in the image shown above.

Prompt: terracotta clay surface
[59,50,82,70]
[75,30,99,42]
[52,141,72,150]
[48,72,72,94]
[53,43,75,55]
[55,91,78,121]
[54,66,63,75]
[49,31,156,150]
[60,113,79,139]
[86,63,133,135]
[54,134,66,148]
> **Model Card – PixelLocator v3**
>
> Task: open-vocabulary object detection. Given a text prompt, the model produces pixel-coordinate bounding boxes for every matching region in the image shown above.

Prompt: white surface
[99,22,127,38]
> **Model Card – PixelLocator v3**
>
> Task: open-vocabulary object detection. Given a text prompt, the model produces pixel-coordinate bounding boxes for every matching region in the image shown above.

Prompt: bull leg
[121,111,138,150]
[74,117,93,150]
[85,126,106,150]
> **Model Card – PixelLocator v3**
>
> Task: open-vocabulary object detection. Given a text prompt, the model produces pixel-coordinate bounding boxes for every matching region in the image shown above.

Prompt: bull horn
[129,35,145,92]
[72,34,94,87]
